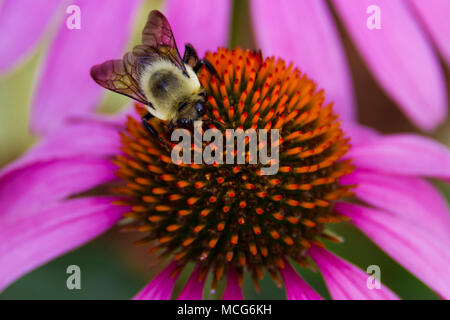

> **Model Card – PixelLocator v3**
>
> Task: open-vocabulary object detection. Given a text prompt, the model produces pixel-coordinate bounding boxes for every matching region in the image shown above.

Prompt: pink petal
[340,170,450,241]
[409,0,450,65]
[309,246,399,300]
[279,262,323,300]
[0,0,60,73]
[341,123,380,147]
[164,0,231,58]
[31,0,141,136]
[332,0,447,131]
[335,202,450,299]
[134,262,180,300]
[177,266,204,300]
[1,117,122,179]
[0,196,126,291]
[348,134,450,180]
[222,267,243,300]
[0,158,118,226]
[250,0,356,122]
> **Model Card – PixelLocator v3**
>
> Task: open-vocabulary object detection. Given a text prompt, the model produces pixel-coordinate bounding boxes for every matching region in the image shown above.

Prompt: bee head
[173,90,207,128]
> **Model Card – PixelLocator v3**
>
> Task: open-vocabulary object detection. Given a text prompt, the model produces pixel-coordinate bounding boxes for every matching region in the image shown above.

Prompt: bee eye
[178,102,188,112]
[195,102,205,116]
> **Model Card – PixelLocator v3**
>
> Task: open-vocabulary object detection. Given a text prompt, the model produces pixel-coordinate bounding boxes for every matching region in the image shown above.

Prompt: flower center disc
[114,48,353,289]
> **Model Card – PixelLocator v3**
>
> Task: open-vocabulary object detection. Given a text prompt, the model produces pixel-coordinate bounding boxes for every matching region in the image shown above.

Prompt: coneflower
[1,32,449,302]
[115,47,355,297]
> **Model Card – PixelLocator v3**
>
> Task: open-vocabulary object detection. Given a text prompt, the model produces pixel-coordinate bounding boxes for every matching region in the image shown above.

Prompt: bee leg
[183,44,199,67]
[193,59,219,79]
[183,44,219,79]
[142,113,170,147]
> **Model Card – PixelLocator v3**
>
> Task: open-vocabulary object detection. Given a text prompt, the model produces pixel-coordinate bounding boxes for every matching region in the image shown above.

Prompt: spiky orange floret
[113,48,353,290]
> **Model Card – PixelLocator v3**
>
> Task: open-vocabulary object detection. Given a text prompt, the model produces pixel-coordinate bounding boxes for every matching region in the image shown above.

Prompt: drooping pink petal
[340,170,450,241]
[134,262,180,300]
[347,134,450,180]
[31,0,141,136]
[409,0,450,65]
[332,0,447,131]
[335,202,450,299]
[164,0,231,58]
[279,262,322,300]
[0,117,122,179]
[309,246,398,300]
[177,266,204,300]
[341,123,380,147]
[0,157,118,225]
[250,0,356,122]
[0,0,61,73]
[0,196,127,291]
[222,267,243,300]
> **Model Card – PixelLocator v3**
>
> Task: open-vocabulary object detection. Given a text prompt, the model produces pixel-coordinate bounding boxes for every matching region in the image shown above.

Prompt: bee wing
[90,52,151,106]
[140,10,187,75]
[90,10,188,106]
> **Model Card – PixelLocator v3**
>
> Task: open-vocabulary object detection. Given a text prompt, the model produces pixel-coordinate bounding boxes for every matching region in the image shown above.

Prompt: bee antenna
[208,118,226,128]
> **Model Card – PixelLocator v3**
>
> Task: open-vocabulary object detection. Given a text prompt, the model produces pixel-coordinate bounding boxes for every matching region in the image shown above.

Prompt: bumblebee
[90,10,218,143]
